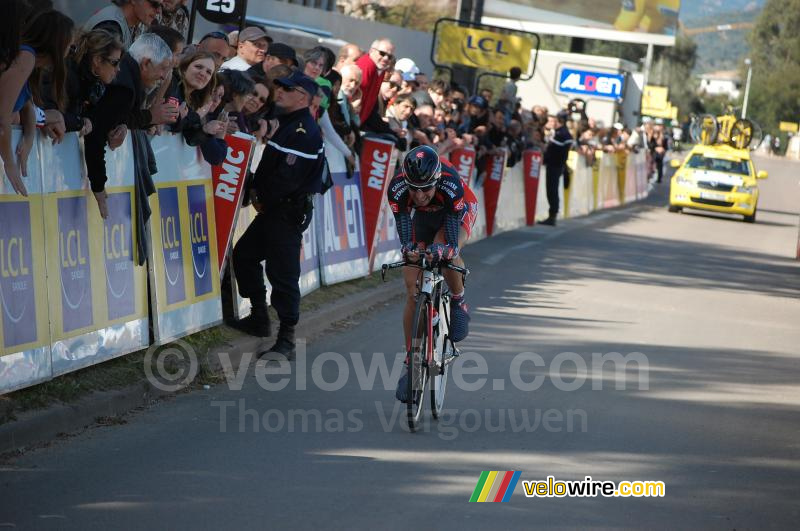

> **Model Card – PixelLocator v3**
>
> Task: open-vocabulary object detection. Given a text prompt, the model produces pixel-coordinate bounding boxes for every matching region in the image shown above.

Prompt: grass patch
[0,274,390,423]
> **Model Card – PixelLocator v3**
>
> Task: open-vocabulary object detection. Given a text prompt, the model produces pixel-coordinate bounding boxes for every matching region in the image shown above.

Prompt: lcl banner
[483,150,507,236]
[523,150,543,226]
[359,136,398,261]
[450,147,476,186]
[212,132,254,274]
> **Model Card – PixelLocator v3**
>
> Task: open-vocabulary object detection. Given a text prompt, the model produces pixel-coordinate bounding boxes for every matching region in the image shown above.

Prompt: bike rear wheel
[407,295,429,432]
[431,292,450,419]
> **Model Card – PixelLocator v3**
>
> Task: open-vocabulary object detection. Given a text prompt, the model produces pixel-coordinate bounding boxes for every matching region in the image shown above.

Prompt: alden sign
[557,68,625,100]
[436,23,533,74]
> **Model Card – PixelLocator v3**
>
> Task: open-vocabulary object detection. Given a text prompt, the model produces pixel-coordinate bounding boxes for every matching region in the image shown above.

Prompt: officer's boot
[230,300,271,338]
[265,323,296,359]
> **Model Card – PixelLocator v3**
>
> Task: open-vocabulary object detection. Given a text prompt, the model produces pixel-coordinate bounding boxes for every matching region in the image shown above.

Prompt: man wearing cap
[540,110,573,226]
[220,26,269,71]
[248,42,298,78]
[458,95,489,136]
[231,71,324,359]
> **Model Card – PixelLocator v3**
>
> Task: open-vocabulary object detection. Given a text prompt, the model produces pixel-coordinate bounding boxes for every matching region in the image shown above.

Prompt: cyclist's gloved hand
[401,243,419,262]
[427,243,456,263]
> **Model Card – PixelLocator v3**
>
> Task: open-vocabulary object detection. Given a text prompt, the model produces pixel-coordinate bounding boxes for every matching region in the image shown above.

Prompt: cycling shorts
[411,187,478,247]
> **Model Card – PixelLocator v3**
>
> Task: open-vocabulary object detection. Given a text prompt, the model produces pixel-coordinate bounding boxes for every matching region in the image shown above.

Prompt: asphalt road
[2,155,799,530]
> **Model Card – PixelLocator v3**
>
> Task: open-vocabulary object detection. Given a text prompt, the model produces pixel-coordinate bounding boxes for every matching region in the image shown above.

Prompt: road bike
[382,254,469,432]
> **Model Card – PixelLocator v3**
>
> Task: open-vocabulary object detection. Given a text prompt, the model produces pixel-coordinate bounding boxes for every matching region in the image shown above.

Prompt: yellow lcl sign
[436,23,533,74]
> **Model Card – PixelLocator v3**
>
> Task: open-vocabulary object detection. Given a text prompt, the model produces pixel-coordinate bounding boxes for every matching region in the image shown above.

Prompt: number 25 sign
[197,0,246,23]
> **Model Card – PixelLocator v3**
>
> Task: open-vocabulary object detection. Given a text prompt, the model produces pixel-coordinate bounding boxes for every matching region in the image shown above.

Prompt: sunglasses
[407,182,436,192]
[278,85,308,97]
[251,92,268,105]
[387,81,401,90]
[373,48,394,61]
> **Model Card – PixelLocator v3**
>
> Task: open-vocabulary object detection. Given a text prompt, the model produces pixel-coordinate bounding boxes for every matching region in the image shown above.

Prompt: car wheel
[743,209,757,223]
[668,205,682,213]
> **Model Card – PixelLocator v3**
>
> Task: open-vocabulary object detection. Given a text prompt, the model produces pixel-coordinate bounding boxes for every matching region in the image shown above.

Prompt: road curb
[0,276,403,456]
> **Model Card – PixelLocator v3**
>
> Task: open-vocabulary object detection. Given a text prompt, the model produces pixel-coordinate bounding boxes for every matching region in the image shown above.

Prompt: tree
[745,0,800,133]
[649,35,704,118]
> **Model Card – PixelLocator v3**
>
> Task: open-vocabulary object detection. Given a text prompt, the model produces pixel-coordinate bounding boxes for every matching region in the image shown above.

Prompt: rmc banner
[523,149,543,226]
[482,150,507,236]
[358,136,398,262]
[450,147,476,186]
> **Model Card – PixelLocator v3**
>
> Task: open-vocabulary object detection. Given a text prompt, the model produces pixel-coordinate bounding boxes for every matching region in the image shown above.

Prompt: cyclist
[387,145,478,402]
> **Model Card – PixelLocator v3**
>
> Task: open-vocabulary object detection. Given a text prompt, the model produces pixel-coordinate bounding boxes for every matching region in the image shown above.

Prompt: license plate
[699,191,725,201]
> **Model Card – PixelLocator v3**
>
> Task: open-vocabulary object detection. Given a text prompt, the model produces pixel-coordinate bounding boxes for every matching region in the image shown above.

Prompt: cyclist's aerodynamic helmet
[402,145,441,189]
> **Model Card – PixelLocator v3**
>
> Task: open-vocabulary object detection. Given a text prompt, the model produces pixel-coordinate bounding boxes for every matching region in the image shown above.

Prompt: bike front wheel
[407,295,429,432]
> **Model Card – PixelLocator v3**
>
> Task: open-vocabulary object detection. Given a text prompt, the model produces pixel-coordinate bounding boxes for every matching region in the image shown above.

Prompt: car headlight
[675,175,694,186]
[737,185,755,194]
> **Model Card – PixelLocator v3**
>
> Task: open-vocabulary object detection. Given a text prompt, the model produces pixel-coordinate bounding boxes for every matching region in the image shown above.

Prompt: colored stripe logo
[469,471,521,502]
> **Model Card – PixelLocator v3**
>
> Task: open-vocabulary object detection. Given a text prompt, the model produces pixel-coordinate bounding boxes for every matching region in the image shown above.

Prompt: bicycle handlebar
[380,257,470,282]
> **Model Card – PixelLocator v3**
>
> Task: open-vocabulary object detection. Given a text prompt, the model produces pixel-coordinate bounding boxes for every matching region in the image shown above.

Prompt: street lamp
[742,58,753,119]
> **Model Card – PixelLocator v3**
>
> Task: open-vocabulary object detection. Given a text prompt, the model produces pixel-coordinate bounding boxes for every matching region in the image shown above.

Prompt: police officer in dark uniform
[541,110,573,226]
[231,70,323,358]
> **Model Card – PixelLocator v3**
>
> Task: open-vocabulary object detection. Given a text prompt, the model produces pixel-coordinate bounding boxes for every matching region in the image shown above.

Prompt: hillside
[680,0,765,74]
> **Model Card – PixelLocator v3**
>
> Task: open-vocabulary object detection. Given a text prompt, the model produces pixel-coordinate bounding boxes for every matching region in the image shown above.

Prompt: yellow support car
[668,144,768,223]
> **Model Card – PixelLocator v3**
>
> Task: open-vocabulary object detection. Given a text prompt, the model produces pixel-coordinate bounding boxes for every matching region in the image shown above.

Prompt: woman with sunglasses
[45,29,125,138]
[242,72,275,144]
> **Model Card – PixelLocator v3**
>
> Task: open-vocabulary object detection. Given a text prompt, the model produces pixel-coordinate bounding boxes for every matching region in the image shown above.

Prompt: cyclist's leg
[433,226,469,295]
[402,266,419,351]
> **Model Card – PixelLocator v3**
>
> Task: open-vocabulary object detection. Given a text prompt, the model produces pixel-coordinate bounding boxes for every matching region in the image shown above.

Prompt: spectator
[146,24,185,67]
[335,43,362,71]
[194,32,231,68]
[155,0,188,38]
[355,37,395,125]
[414,72,429,92]
[532,104,548,124]
[242,73,273,142]
[337,63,362,128]
[84,32,175,217]
[0,8,74,197]
[479,87,493,105]
[84,0,161,50]
[165,51,228,163]
[232,70,324,358]
[385,93,415,150]
[540,111,573,226]
[220,26,268,72]
[498,66,521,123]
[249,42,297,78]
[412,78,448,110]
[302,47,328,80]
[458,95,489,136]
[44,29,124,137]
[378,70,403,110]
[216,69,256,134]
[303,48,354,167]
[649,123,669,183]
[325,69,360,160]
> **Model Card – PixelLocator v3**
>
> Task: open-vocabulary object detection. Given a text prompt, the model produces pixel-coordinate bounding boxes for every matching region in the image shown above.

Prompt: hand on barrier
[93,190,109,220]
[79,117,93,137]
[108,125,127,150]
[43,109,66,144]
[3,161,28,197]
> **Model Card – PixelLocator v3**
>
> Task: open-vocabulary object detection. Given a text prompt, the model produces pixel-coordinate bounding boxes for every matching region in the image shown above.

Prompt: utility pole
[742,58,753,119]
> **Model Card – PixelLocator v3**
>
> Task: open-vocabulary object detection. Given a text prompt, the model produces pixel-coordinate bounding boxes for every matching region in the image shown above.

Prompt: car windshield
[685,154,750,175]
